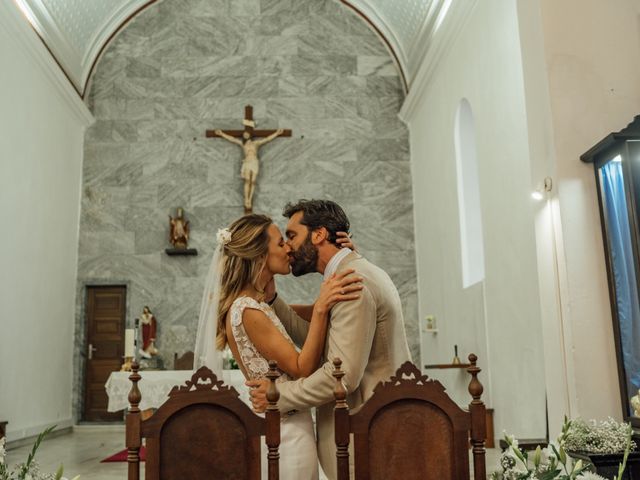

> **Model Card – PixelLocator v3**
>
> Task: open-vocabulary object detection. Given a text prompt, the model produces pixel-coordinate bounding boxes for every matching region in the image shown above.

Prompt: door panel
[83,286,126,421]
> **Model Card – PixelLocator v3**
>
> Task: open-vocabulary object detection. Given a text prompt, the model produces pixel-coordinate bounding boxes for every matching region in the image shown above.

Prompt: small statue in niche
[169,207,190,249]
[139,306,158,359]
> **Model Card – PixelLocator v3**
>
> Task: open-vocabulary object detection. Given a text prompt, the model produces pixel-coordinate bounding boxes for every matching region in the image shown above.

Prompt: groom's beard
[290,235,318,277]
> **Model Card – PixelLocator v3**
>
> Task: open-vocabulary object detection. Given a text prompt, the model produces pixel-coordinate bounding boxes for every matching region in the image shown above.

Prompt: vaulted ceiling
[13,0,454,97]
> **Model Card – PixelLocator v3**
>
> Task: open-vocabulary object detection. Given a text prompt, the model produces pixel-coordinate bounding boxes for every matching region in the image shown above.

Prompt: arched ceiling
[13,0,454,97]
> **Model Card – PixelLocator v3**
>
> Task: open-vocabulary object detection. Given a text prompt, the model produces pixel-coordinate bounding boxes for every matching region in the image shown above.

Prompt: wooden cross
[206,105,292,213]
[205,105,292,141]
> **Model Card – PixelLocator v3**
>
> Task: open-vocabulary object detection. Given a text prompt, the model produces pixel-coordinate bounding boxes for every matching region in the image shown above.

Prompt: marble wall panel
[77,0,417,420]
[78,231,135,256]
[357,56,397,77]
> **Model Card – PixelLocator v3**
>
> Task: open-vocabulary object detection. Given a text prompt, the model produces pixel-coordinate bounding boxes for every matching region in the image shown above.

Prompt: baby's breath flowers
[490,416,634,480]
[565,417,636,454]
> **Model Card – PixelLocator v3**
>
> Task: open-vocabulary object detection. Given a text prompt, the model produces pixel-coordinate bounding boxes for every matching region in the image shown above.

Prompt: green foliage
[0,426,79,480]
[490,416,634,480]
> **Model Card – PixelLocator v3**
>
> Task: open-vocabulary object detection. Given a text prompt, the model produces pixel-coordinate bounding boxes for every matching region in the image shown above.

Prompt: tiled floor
[5,427,500,479]
[5,426,136,480]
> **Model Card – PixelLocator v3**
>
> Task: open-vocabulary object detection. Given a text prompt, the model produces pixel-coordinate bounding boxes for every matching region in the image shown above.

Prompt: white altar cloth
[105,369,248,412]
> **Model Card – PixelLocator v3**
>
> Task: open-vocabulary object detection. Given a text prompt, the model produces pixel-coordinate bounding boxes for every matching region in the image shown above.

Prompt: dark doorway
[83,285,126,421]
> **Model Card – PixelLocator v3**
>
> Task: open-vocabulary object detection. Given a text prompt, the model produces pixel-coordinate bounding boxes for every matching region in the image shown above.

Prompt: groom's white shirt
[323,247,352,279]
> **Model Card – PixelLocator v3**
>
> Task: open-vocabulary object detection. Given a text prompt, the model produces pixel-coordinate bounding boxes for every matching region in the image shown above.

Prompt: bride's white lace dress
[230,296,319,480]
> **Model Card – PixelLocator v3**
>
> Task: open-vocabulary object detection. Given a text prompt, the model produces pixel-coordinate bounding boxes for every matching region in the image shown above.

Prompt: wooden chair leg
[467,354,487,480]
[266,361,281,480]
[127,362,142,480]
[333,358,351,480]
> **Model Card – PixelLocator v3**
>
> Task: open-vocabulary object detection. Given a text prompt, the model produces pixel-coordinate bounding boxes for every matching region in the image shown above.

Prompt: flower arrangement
[491,417,634,480]
[0,426,79,480]
[564,418,636,455]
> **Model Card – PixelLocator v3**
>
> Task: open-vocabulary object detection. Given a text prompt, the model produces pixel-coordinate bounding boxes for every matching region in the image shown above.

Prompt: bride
[194,213,362,479]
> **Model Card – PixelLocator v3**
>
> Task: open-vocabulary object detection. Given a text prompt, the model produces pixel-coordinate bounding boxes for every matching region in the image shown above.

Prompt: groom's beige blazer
[272,251,412,480]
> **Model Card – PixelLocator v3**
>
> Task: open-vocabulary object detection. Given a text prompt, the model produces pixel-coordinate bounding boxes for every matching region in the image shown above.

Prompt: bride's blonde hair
[216,214,272,350]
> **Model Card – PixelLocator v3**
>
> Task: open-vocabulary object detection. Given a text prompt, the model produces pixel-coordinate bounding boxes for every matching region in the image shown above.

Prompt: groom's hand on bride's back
[246,378,270,413]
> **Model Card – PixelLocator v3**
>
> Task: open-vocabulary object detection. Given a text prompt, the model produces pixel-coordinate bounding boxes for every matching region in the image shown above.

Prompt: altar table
[104,369,248,412]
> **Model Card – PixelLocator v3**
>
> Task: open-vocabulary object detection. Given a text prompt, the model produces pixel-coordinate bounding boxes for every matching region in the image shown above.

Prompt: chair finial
[128,361,142,413]
[467,353,483,401]
[332,358,347,407]
[266,360,280,408]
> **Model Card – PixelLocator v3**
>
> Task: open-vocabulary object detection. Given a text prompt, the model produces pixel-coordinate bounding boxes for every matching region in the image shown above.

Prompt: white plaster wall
[404,0,547,438]
[533,0,640,421]
[0,2,90,441]
[515,0,575,438]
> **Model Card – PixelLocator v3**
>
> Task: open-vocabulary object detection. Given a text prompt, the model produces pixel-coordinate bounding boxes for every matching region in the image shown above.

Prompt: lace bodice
[230,296,293,382]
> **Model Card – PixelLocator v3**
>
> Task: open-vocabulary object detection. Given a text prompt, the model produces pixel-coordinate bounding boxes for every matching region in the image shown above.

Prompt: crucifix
[206,105,292,213]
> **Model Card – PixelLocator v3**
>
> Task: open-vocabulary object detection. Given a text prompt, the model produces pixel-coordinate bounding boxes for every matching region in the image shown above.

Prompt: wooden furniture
[424,363,494,448]
[83,285,127,422]
[423,363,472,369]
[485,408,495,449]
[126,362,281,480]
[333,354,486,480]
[568,449,640,480]
[173,351,194,370]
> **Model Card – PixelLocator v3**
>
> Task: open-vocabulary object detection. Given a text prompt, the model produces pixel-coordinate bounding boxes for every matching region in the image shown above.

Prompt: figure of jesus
[214,128,284,212]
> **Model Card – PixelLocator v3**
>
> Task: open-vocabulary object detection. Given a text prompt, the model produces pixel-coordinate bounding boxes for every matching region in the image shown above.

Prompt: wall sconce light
[532,176,553,201]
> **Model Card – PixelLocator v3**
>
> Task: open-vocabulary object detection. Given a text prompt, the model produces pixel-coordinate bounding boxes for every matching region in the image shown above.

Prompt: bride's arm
[243,271,362,378]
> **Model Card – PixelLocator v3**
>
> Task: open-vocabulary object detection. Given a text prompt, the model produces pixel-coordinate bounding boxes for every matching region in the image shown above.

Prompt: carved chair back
[126,362,281,480]
[333,354,486,480]
[173,351,195,370]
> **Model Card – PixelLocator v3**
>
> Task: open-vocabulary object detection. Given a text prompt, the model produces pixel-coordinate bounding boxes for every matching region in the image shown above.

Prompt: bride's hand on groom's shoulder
[315,269,364,315]
[336,231,357,251]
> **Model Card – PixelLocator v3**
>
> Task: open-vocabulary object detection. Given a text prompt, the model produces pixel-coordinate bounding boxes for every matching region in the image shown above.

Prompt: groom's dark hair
[283,199,350,246]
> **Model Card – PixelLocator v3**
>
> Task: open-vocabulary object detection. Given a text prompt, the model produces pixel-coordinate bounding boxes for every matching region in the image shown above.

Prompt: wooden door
[83,285,126,421]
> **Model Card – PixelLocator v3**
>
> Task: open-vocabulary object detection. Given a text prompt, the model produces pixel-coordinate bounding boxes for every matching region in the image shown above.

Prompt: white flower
[565,417,634,454]
[216,228,232,246]
[578,472,607,480]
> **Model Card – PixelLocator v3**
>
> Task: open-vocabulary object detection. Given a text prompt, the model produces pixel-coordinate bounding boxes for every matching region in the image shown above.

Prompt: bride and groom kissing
[194,199,411,480]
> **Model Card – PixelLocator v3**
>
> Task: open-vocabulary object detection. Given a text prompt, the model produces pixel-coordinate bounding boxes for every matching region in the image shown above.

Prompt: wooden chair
[333,354,487,480]
[173,351,194,370]
[126,361,281,480]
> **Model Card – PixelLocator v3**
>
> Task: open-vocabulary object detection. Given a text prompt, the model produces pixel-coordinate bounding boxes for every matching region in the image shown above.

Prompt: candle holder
[452,344,461,365]
[121,356,134,372]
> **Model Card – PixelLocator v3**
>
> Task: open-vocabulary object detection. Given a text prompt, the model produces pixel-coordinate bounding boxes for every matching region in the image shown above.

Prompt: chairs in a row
[126,355,487,480]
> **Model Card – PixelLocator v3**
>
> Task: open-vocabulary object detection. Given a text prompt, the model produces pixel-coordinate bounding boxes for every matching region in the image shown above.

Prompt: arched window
[454,98,485,288]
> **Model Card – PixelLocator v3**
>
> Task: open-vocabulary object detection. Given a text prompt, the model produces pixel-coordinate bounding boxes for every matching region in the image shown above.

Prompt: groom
[247,199,411,480]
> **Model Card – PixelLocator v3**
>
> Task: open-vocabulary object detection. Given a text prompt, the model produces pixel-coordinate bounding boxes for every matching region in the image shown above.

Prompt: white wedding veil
[194,242,225,374]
